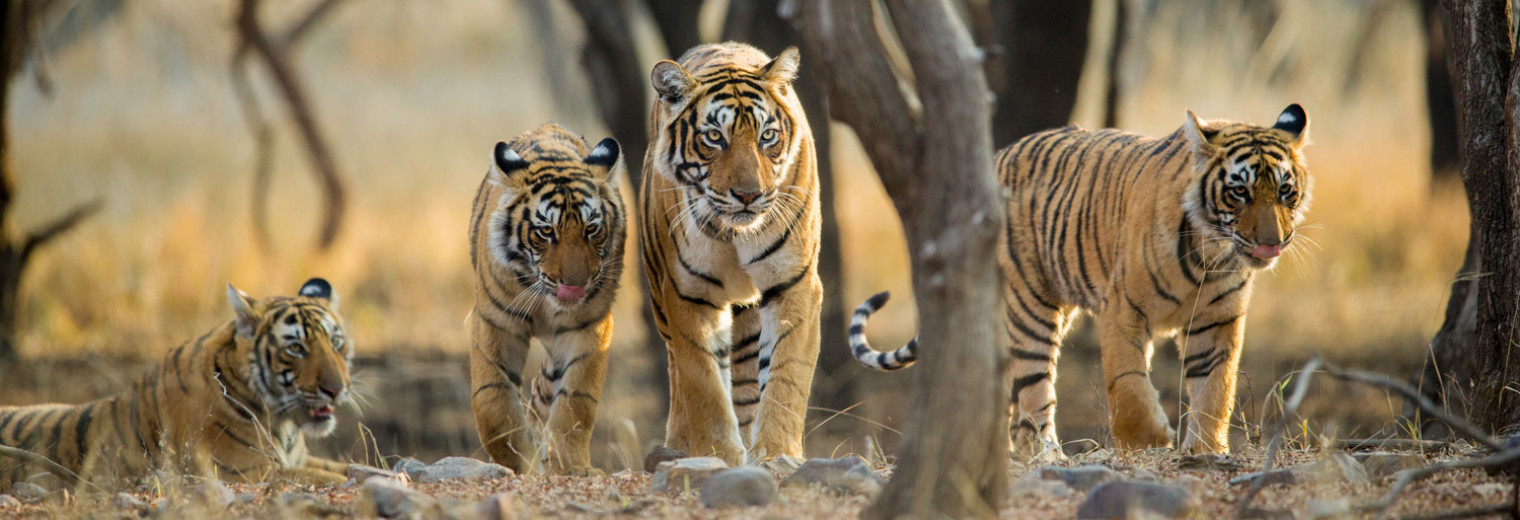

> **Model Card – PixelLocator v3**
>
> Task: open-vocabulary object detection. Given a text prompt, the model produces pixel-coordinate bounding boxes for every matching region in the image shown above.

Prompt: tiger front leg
[657,294,746,465]
[747,272,822,464]
[1098,302,1174,450]
[469,315,538,473]
[1177,314,1245,454]
[537,315,613,474]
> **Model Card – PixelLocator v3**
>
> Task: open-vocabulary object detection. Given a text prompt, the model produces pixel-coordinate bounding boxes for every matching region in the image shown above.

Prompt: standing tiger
[0,279,353,488]
[468,122,625,475]
[849,105,1312,457]
[640,43,822,466]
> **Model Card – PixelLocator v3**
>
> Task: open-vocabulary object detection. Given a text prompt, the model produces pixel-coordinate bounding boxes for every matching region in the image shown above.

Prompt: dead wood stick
[0,443,98,490]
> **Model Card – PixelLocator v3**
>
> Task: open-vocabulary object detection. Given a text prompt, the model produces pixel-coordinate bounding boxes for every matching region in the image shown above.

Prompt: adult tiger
[849,105,1313,458]
[640,43,821,466]
[467,122,625,475]
[0,279,353,488]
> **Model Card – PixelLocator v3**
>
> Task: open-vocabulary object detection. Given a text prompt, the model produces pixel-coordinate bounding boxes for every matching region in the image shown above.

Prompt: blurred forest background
[1,0,1467,469]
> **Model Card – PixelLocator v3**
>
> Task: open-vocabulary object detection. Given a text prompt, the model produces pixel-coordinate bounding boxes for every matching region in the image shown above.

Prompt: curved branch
[20,198,101,263]
[229,42,276,253]
[0,443,100,490]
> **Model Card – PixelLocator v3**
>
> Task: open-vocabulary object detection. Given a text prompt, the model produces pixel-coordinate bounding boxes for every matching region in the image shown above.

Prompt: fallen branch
[0,443,99,490]
[1237,357,1320,518]
[1336,438,1453,452]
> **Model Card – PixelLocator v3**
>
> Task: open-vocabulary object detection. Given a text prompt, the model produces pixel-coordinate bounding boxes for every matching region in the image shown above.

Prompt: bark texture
[792,1,1009,517]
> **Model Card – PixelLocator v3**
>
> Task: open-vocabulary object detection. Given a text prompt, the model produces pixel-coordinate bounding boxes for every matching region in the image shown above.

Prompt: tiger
[640,42,822,466]
[467,122,625,475]
[848,105,1312,458]
[0,278,353,488]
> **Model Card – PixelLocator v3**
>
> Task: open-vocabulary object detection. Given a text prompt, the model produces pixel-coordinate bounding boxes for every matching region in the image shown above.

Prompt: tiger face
[1183,104,1311,269]
[228,278,351,436]
[490,132,621,307]
[650,45,802,234]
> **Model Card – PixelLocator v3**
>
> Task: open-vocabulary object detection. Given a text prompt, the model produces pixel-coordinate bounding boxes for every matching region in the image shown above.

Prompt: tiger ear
[1183,109,1219,162]
[759,46,801,87]
[490,141,530,187]
[226,283,258,339]
[1272,103,1309,145]
[584,137,620,182]
[651,60,696,105]
[298,277,338,311]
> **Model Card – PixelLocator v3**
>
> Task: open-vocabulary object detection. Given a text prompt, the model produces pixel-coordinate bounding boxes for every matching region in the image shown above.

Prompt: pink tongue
[1251,244,1281,259]
[557,285,587,300]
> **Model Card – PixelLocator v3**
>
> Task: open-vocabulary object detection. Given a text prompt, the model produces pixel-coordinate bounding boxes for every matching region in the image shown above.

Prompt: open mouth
[309,405,335,421]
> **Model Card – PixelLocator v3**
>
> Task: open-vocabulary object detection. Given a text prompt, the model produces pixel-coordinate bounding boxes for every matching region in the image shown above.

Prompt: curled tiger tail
[846,291,918,371]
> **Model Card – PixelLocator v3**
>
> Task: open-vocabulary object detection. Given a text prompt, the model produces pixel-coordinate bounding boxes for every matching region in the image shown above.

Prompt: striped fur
[640,43,822,465]
[847,292,916,370]
[0,279,353,488]
[468,122,625,475]
[850,105,1312,458]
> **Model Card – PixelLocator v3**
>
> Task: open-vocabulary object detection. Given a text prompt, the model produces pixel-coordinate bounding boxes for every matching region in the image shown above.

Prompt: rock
[700,467,777,508]
[758,454,805,477]
[1131,469,1160,482]
[0,494,19,508]
[1080,449,1114,462]
[235,493,258,505]
[475,493,516,520]
[1304,498,1351,519]
[1355,452,1422,480]
[413,457,511,483]
[351,464,410,485]
[1292,453,1370,485]
[360,475,435,518]
[1042,465,1120,492]
[644,446,688,473]
[650,457,729,494]
[1177,454,1244,471]
[112,492,148,510]
[781,457,885,497]
[1077,480,1200,520]
[278,492,342,516]
[392,457,428,477]
[1008,471,1074,498]
[189,481,235,507]
[11,483,46,503]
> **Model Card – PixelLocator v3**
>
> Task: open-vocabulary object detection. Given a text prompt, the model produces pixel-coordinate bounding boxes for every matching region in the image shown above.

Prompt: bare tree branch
[0,443,100,490]
[20,198,101,264]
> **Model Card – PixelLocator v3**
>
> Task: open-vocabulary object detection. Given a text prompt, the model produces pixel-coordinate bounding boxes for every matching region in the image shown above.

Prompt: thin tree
[1422,0,1520,435]
[792,1,1009,517]
[0,0,102,366]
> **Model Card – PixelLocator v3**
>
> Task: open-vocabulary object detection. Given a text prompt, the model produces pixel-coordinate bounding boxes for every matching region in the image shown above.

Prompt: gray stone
[644,446,688,473]
[392,457,428,477]
[781,457,885,497]
[1008,471,1074,498]
[351,464,410,485]
[1355,452,1423,480]
[360,475,435,518]
[1042,464,1120,492]
[1292,453,1370,485]
[235,493,258,505]
[700,467,777,508]
[650,456,729,494]
[189,480,235,507]
[10,483,45,503]
[475,492,516,520]
[0,494,19,508]
[1077,480,1200,520]
[413,456,512,483]
[1305,498,1352,520]
[1131,469,1160,482]
[112,492,148,510]
[1177,453,1244,471]
[278,492,342,516]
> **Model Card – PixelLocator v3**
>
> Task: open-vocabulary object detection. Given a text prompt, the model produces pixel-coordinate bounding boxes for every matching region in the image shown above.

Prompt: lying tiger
[850,105,1313,458]
[0,279,354,488]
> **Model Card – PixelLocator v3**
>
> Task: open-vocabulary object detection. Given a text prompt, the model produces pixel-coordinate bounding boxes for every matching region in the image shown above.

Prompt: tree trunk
[1426,0,1462,179]
[564,0,671,416]
[1426,0,1520,434]
[792,1,1009,517]
[645,0,702,57]
[985,0,1092,145]
[722,0,855,434]
[1103,0,1127,128]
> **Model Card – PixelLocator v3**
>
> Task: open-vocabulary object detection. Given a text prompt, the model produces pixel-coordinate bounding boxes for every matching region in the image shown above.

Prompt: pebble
[1077,480,1200,520]
[781,457,885,497]
[1041,464,1120,492]
[644,446,688,473]
[700,467,777,508]
[650,457,729,494]
[412,456,511,483]
[360,475,435,518]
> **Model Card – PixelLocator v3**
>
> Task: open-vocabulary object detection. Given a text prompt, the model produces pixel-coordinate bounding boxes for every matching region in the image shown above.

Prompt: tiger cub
[467,122,625,475]
[850,105,1313,457]
[0,279,353,488]
[640,43,822,465]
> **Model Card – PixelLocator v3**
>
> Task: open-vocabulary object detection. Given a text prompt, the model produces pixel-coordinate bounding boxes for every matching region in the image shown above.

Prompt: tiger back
[639,42,823,466]
[0,279,354,488]
[467,122,625,475]
[848,105,1312,458]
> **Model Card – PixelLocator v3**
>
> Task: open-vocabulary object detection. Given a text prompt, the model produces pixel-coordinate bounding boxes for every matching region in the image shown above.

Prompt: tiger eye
[705,129,723,143]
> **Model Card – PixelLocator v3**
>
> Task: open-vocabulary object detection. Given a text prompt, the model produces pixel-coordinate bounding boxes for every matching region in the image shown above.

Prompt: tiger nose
[732,189,762,205]
[319,383,343,399]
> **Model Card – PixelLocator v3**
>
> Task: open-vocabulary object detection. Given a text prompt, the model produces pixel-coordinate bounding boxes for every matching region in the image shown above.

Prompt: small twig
[1236,357,1319,518]
[1337,438,1452,452]
[0,443,100,490]
[1318,362,1503,452]
[20,199,103,262]
[1353,447,1520,515]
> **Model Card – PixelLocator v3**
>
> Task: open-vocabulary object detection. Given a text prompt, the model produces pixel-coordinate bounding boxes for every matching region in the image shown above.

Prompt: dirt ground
[1,443,1513,519]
